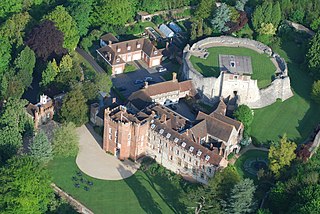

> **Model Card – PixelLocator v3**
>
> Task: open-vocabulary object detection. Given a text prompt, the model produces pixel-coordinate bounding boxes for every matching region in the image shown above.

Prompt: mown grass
[190,47,276,88]
[48,157,190,214]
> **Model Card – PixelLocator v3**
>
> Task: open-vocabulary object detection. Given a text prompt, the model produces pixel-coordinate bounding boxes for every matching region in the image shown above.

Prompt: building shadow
[195,62,220,78]
[117,164,162,214]
[85,123,103,149]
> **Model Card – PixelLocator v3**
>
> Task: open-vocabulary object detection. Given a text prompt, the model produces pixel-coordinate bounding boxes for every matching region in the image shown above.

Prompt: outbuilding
[159,24,175,38]
[168,22,182,33]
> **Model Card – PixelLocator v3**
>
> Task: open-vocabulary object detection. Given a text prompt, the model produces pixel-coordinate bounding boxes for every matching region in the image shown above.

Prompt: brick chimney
[144,81,149,89]
[172,72,177,82]
[112,97,116,103]
[108,40,112,46]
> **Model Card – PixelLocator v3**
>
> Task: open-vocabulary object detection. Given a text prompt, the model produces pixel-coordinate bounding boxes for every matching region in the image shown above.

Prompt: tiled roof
[101,33,119,43]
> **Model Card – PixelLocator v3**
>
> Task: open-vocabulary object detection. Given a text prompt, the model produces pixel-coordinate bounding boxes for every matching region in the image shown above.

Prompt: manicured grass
[251,40,320,145]
[190,47,276,88]
[48,157,189,214]
[234,150,268,179]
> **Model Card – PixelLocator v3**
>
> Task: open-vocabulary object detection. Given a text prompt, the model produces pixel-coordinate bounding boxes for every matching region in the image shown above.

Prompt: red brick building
[97,33,163,75]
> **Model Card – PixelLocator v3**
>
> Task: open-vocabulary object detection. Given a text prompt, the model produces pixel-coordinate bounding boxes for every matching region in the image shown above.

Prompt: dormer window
[127,45,131,51]
[174,138,179,143]
[117,48,121,52]
[116,57,120,63]
[189,146,194,152]
[181,142,186,147]
[197,150,202,156]
[159,129,164,134]
[166,133,171,139]
[151,124,156,129]
[137,43,141,49]
[154,50,158,55]
[205,155,210,161]
[230,61,235,67]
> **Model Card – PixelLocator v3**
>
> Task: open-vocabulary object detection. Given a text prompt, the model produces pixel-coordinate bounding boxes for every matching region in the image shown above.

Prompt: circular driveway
[75,125,140,180]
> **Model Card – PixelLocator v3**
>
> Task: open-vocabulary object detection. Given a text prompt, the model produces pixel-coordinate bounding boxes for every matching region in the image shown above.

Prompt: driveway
[76,125,140,180]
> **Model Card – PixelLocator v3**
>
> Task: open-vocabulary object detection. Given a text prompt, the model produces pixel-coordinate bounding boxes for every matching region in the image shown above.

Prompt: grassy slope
[189,47,276,88]
[48,157,188,214]
[251,40,320,144]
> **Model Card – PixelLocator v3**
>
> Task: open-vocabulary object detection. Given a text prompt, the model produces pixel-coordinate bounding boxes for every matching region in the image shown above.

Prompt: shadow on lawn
[195,62,220,77]
[117,164,162,214]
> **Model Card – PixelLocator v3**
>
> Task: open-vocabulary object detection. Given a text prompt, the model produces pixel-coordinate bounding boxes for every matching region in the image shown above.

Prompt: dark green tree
[307,31,320,73]
[0,156,53,213]
[0,36,11,75]
[60,86,88,126]
[194,0,216,20]
[41,59,60,86]
[211,3,230,32]
[223,178,257,214]
[311,80,320,104]
[14,46,36,90]
[271,1,282,30]
[29,130,53,164]
[44,6,80,51]
[53,122,79,157]
[233,104,253,137]
[67,0,93,36]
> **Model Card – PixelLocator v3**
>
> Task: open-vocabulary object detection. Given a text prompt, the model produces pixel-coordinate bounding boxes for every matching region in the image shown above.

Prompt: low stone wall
[182,36,293,108]
[52,183,94,214]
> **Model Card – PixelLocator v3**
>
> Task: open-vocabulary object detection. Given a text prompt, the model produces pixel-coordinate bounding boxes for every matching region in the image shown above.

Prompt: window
[169,155,173,161]
[109,134,112,140]
[127,46,131,50]
[109,128,112,134]
[181,142,186,148]
[170,147,173,151]
[159,129,164,134]
[174,138,179,143]
[197,150,202,156]
[166,133,171,139]
[208,167,212,174]
[151,124,156,129]
[154,50,158,55]
[175,149,180,155]
[189,157,192,162]
[117,48,121,52]
[116,57,120,63]
[137,43,141,48]
[205,155,210,161]
[183,153,186,159]
[189,146,194,152]
[165,143,168,147]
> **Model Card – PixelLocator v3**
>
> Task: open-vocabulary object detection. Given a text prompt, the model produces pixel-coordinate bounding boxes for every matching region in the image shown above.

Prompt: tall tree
[91,0,135,27]
[67,0,93,36]
[14,46,36,90]
[95,72,112,94]
[60,86,88,126]
[44,6,80,51]
[0,12,31,47]
[271,1,281,30]
[41,59,60,86]
[235,0,248,11]
[223,178,257,214]
[194,0,216,20]
[0,0,23,21]
[29,130,53,164]
[55,54,81,88]
[26,20,67,61]
[53,122,79,157]
[307,31,320,73]
[211,3,231,33]
[0,156,53,213]
[0,36,11,75]
[233,104,253,137]
[311,80,320,104]
[268,134,297,176]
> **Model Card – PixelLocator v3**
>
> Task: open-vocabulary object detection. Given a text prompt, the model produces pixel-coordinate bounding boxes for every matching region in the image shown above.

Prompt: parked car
[134,79,144,84]
[157,67,167,72]
[144,77,153,82]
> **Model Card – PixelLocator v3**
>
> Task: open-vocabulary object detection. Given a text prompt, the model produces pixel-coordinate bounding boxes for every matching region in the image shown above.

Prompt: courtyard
[190,47,276,88]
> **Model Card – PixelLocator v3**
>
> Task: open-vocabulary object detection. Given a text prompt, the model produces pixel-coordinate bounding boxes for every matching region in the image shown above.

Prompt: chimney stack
[112,97,116,103]
[144,81,149,89]
[108,40,112,46]
[172,72,177,82]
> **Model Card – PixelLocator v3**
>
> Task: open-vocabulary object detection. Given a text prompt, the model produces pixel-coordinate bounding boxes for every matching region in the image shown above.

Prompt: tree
[271,1,281,30]
[307,31,320,72]
[0,36,11,75]
[26,20,67,61]
[268,134,297,176]
[67,0,93,36]
[0,126,23,164]
[311,80,320,104]
[235,0,248,11]
[60,86,88,126]
[52,123,79,157]
[95,70,112,94]
[197,19,204,38]
[44,6,80,51]
[14,46,36,89]
[0,156,53,213]
[233,105,253,137]
[211,3,230,33]
[55,54,81,89]
[29,130,53,164]
[194,0,216,20]
[190,22,197,40]
[257,23,276,35]
[91,0,135,27]
[223,178,256,214]
[0,12,31,47]
[41,59,60,86]
[0,0,23,21]
[252,1,279,34]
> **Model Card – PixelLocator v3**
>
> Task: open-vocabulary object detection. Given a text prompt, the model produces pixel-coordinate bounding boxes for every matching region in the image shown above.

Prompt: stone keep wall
[182,36,293,108]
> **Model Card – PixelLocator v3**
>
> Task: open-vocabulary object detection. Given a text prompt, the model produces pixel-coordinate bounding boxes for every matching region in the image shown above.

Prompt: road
[76,47,105,73]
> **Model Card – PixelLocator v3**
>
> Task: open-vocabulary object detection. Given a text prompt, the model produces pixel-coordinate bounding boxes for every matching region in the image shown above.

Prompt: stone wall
[182,36,293,108]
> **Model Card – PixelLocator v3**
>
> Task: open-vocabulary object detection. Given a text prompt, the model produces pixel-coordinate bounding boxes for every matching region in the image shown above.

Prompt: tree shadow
[117,164,162,214]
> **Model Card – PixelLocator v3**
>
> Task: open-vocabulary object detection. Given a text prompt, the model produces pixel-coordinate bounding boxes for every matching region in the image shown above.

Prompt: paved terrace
[76,125,140,180]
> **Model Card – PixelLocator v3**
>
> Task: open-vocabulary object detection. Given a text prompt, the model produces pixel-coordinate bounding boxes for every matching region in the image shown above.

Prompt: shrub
[124,64,136,73]
[52,123,79,157]
[152,15,164,25]
[311,80,320,104]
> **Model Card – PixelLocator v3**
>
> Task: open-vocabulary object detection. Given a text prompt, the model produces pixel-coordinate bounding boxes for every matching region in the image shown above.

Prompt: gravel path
[75,125,140,180]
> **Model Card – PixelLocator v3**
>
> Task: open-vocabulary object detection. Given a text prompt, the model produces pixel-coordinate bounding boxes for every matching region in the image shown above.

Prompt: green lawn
[234,150,268,179]
[251,40,320,145]
[48,157,189,214]
[190,47,276,88]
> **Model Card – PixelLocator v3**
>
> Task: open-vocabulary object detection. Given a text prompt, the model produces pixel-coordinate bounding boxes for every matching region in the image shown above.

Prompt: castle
[182,36,294,108]
[102,77,243,184]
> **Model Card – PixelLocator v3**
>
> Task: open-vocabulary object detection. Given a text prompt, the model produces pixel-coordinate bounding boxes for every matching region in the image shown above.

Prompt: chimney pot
[108,40,112,46]
[144,81,149,89]
[172,72,177,82]
[112,97,116,103]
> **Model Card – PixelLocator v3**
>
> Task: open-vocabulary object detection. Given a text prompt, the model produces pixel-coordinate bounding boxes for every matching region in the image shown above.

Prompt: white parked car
[157,67,167,72]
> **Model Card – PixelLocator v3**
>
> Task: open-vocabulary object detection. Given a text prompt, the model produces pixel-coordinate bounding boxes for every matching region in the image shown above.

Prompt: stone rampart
[182,36,293,108]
